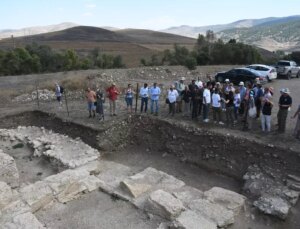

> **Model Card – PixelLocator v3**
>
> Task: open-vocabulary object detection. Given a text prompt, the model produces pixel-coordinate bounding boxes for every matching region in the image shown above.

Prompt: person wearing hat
[277,88,292,133]
[175,77,186,113]
[106,83,120,116]
[261,88,273,132]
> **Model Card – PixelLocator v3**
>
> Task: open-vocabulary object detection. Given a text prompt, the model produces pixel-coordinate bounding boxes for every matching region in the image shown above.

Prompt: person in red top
[106,83,120,116]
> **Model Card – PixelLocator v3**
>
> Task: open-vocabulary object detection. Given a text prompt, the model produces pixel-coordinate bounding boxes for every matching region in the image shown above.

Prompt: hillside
[0,26,196,67]
[0,22,78,40]
[217,19,300,51]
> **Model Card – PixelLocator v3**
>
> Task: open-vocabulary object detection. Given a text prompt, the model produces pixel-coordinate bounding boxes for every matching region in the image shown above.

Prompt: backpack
[60,86,64,94]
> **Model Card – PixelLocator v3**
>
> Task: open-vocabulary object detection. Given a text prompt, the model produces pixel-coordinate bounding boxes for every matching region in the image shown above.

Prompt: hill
[217,19,300,51]
[0,26,196,67]
[161,15,300,52]
[0,22,78,40]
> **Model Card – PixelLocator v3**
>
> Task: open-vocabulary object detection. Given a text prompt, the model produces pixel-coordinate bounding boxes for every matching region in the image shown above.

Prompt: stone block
[0,181,14,210]
[189,199,234,227]
[253,195,291,220]
[19,181,53,212]
[173,210,217,229]
[204,187,246,214]
[172,186,204,206]
[145,189,185,220]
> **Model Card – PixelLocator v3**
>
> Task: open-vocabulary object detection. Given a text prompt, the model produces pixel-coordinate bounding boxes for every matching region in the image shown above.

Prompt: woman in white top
[211,89,224,124]
[167,85,179,116]
[233,88,241,122]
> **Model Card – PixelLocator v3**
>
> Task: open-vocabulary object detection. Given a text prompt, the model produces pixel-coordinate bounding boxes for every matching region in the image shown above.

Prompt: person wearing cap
[175,77,186,113]
[149,82,161,116]
[238,82,246,115]
[139,83,149,113]
[261,88,273,132]
[223,79,230,94]
[106,83,120,116]
[277,88,292,133]
[167,85,179,116]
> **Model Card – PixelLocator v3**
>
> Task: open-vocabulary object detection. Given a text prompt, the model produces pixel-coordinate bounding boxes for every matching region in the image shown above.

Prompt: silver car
[246,64,277,81]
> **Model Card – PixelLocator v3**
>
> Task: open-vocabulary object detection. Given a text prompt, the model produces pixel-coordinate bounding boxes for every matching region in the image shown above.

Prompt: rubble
[0,126,100,168]
[0,150,19,188]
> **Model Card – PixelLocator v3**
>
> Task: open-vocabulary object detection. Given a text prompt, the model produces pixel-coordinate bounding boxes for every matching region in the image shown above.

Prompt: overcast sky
[1,0,300,30]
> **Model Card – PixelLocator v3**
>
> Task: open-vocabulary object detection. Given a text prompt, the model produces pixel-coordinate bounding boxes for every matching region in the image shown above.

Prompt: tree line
[0,43,125,76]
[141,30,263,70]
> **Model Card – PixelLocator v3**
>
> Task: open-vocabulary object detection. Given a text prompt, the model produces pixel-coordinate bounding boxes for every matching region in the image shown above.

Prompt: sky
[1,0,300,30]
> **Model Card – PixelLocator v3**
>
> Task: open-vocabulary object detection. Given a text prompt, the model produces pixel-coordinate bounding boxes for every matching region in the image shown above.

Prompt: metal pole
[135,83,139,113]
[64,89,70,117]
[35,81,40,108]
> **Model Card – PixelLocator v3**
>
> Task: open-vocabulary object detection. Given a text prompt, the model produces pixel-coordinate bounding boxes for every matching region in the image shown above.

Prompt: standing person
[175,77,185,113]
[277,88,292,133]
[233,89,241,122]
[292,104,300,139]
[55,83,63,107]
[124,84,135,114]
[167,85,178,116]
[96,88,105,121]
[139,83,149,113]
[255,83,264,118]
[202,83,211,122]
[261,98,273,132]
[86,88,96,118]
[149,82,161,116]
[238,82,246,115]
[197,84,204,117]
[211,89,224,124]
[181,86,191,117]
[224,91,235,126]
[189,80,199,119]
[247,91,256,130]
[106,83,120,116]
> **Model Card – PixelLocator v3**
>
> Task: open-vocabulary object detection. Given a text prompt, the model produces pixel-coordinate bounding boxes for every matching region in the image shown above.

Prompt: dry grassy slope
[0,26,197,67]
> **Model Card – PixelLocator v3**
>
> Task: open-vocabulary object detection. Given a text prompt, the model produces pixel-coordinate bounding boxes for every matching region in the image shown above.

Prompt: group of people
[55,76,300,139]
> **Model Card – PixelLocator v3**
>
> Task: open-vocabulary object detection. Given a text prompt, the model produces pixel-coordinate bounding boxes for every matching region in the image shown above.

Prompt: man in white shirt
[139,83,149,113]
[168,85,179,116]
[203,84,211,122]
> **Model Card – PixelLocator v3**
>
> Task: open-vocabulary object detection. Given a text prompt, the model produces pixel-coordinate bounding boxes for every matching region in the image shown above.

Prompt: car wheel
[297,71,300,78]
[287,72,291,80]
[267,76,271,82]
[217,76,223,82]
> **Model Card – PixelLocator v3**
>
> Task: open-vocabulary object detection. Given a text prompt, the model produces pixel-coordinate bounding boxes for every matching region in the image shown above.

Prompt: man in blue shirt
[149,83,161,115]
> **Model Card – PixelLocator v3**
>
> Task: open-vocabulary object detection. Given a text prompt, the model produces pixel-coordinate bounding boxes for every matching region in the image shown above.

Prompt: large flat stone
[174,210,217,229]
[121,167,185,199]
[145,189,185,220]
[189,199,234,227]
[253,195,291,220]
[0,181,14,210]
[172,186,204,206]
[2,212,45,229]
[204,187,246,214]
[19,181,53,212]
[0,151,19,188]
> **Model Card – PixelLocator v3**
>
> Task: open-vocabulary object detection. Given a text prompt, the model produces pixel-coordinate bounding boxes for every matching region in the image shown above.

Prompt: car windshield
[277,61,290,66]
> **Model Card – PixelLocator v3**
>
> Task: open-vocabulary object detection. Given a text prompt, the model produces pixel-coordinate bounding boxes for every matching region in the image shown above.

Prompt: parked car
[246,64,277,81]
[275,60,300,80]
[214,68,266,85]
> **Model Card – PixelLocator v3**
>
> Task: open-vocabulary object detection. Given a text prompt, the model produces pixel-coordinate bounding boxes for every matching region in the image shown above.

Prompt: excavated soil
[1,110,300,229]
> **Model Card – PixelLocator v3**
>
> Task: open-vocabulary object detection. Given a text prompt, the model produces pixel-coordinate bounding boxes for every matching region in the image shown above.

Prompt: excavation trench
[1,111,300,229]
